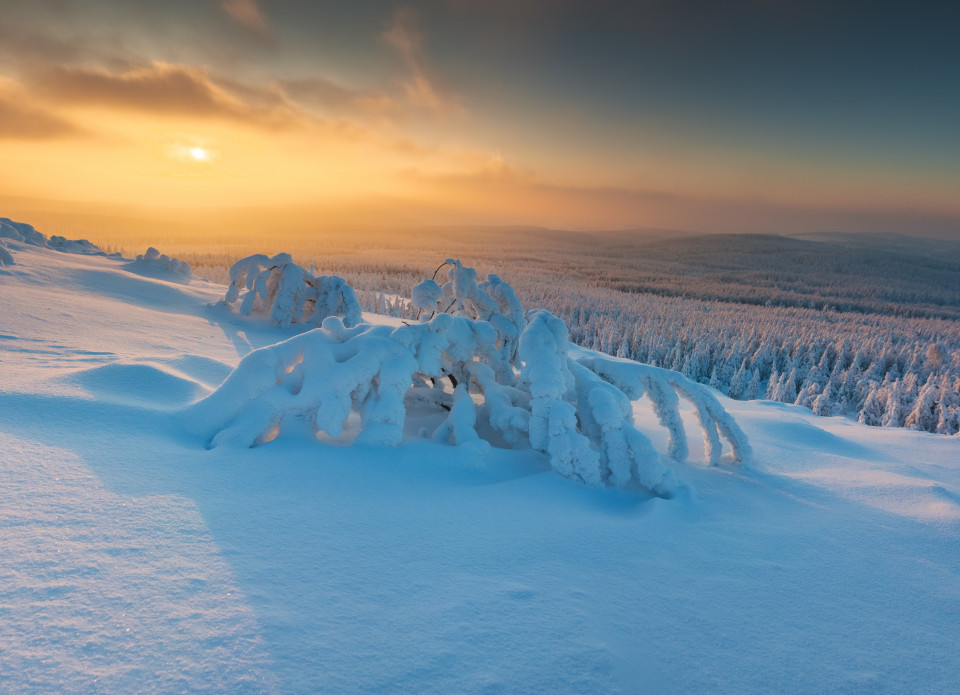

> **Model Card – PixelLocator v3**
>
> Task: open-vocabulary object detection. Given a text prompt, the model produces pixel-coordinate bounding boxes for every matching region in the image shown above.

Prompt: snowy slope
[1,243,958,694]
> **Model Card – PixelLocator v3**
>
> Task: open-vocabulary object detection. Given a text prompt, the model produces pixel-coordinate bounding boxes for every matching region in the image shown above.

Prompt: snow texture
[224,253,362,328]
[0,239,13,266]
[2,238,960,694]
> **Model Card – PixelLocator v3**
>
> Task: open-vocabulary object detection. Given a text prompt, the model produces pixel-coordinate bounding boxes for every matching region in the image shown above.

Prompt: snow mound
[47,235,104,255]
[224,253,362,328]
[162,354,234,389]
[132,247,191,275]
[186,260,750,495]
[70,362,209,408]
[0,217,47,246]
[0,216,105,261]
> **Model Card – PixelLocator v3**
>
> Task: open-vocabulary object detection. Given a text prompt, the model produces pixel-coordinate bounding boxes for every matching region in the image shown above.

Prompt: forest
[93,227,960,435]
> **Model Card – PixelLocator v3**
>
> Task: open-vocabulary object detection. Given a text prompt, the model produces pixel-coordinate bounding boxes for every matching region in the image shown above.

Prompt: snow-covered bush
[224,253,362,329]
[189,259,751,495]
[135,247,191,274]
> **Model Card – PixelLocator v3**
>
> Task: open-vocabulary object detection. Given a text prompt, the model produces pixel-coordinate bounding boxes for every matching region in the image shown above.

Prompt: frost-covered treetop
[224,252,362,329]
[191,258,750,496]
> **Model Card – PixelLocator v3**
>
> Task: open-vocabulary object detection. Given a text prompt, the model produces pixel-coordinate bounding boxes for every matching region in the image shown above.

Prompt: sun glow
[189,147,208,161]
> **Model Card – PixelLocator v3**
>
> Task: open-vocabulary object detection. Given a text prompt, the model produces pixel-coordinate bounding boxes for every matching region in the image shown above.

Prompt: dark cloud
[32,62,302,127]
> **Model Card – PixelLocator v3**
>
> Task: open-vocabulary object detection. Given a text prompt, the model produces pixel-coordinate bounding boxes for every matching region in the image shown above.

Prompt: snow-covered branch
[187,258,751,496]
[224,253,362,328]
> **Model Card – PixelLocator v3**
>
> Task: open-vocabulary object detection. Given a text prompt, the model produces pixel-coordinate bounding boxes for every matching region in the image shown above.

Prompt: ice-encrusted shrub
[135,247,191,274]
[224,253,362,328]
[189,259,750,495]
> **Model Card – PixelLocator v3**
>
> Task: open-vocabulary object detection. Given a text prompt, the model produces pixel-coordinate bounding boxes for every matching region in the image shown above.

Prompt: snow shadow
[68,268,205,315]
[3,386,959,693]
[120,260,192,284]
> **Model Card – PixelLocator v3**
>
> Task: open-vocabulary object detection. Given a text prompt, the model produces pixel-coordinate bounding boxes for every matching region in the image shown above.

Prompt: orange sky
[1,1,958,238]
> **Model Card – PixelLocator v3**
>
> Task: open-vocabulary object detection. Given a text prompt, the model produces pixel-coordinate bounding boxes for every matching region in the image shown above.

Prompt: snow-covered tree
[187,259,751,496]
[858,385,883,427]
[728,361,749,399]
[224,253,362,329]
[812,384,834,416]
[742,369,759,400]
[882,381,902,428]
[905,375,940,432]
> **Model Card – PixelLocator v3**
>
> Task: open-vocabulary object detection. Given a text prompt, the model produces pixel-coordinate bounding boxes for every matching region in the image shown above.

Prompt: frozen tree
[812,384,834,416]
[0,240,13,266]
[187,258,752,496]
[882,381,902,428]
[765,370,780,400]
[744,369,761,400]
[937,406,960,436]
[224,253,362,328]
[905,375,940,432]
[728,362,749,399]
[858,385,883,427]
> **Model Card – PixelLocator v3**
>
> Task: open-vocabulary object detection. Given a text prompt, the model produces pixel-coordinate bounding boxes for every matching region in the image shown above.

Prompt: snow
[225,252,362,329]
[133,247,192,275]
[1,241,959,693]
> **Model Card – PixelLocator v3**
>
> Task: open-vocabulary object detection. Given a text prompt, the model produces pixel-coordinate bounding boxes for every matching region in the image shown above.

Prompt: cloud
[16,58,447,156]
[32,62,301,127]
[382,6,463,116]
[280,77,398,119]
[220,0,270,35]
[0,79,81,139]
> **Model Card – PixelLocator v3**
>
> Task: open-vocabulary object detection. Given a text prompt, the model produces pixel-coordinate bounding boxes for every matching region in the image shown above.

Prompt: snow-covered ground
[1,242,958,693]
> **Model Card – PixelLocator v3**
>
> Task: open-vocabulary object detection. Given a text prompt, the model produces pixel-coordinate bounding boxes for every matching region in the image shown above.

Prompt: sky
[1,0,958,237]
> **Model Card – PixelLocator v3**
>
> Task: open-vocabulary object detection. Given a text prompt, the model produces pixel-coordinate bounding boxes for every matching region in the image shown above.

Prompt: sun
[189,147,209,161]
